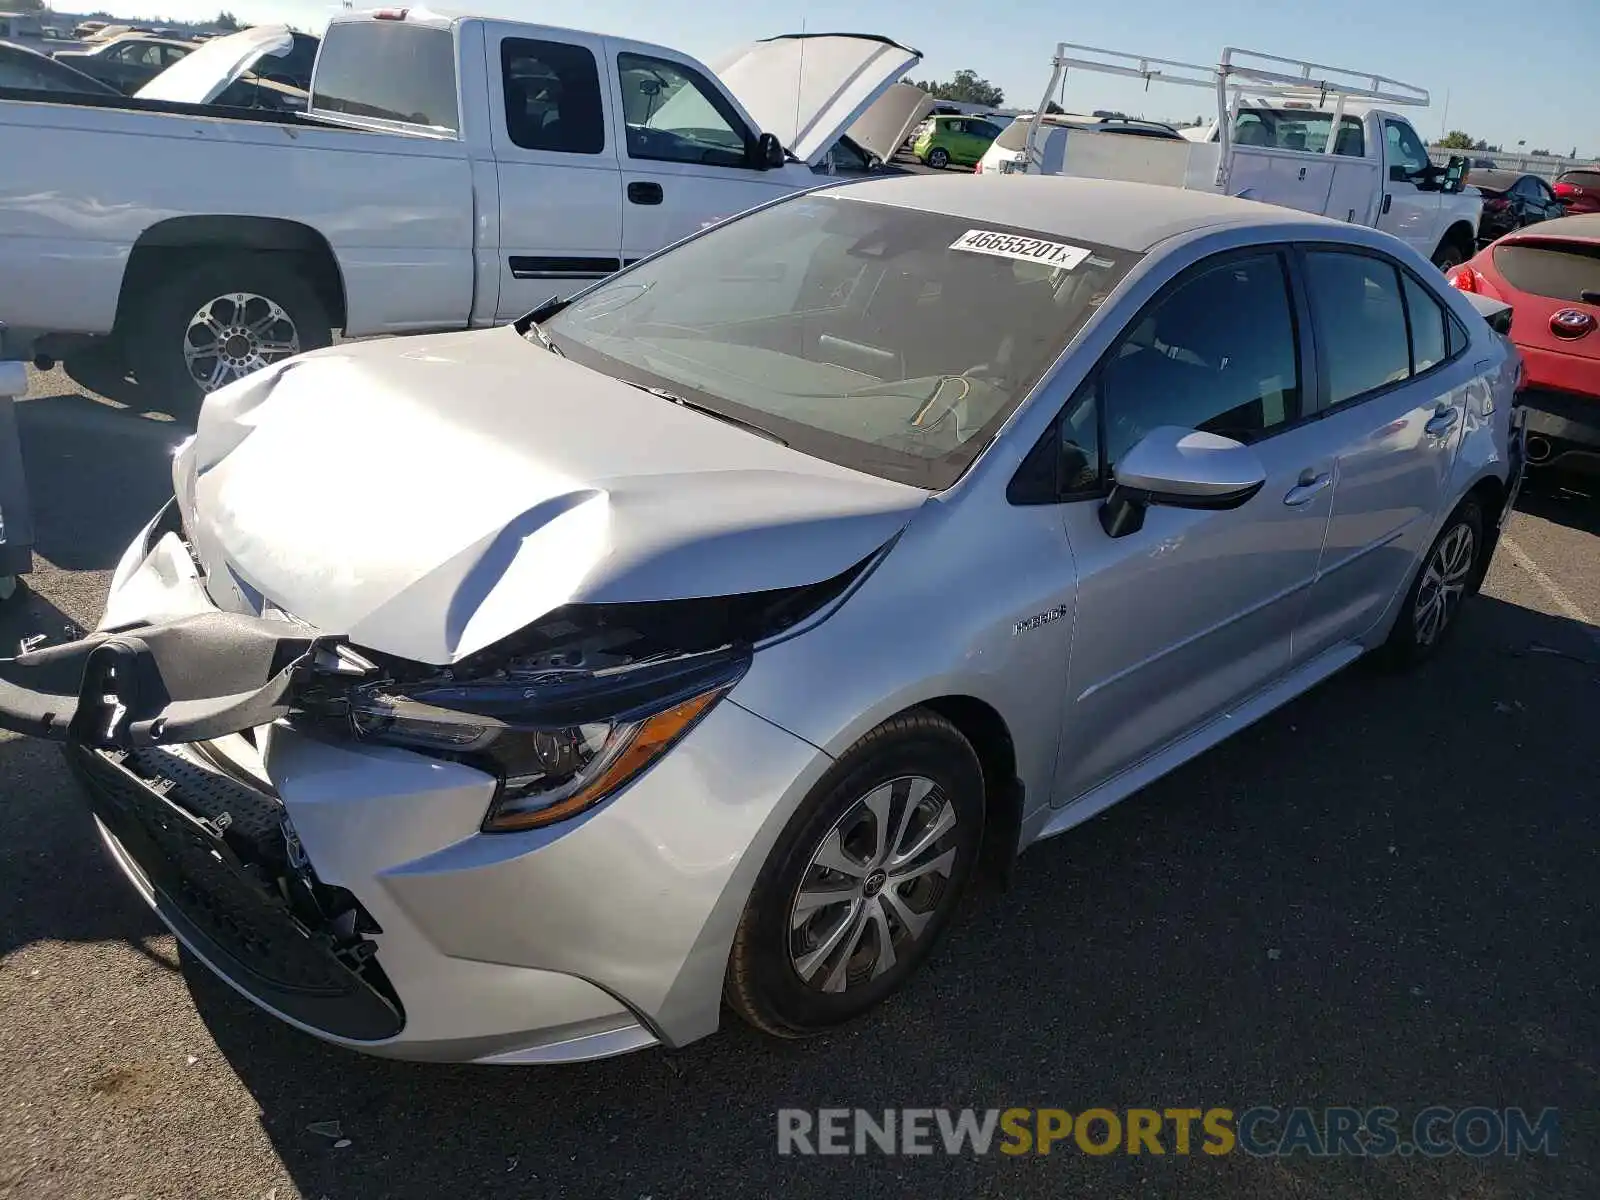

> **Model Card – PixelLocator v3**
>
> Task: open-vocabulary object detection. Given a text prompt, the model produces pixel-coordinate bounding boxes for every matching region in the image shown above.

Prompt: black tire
[1381,496,1483,667]
[128,253,331,408]
[927,147,950,170]
[1431,236,1471,272]
[724,709,984,1038]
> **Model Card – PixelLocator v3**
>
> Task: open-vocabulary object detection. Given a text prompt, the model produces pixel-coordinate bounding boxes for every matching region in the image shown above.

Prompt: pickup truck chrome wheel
[724,709,983,1038]
[183,292,301,393]
[788,775,958,994]
[1413,521,1475,646]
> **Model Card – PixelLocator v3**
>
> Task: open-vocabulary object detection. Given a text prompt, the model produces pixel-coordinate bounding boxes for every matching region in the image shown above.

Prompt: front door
[1290,250,1468,660]
[1055,248,1336,803]
[1376,117,1442,257]
[485,27,624,319]
[605,40,794,262]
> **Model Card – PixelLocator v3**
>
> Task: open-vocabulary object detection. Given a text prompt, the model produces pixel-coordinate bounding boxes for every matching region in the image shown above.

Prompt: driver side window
[616,52,752,168]
[1100,252,1302,472]
[1384,119,1431,178]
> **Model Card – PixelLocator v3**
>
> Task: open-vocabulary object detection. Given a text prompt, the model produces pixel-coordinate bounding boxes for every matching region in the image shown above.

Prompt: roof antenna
[793,18,807,151]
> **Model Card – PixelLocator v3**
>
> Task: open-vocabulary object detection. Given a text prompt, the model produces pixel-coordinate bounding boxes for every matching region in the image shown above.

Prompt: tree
[1044,101,1064,115]
[1531,148,1550,157]
[910,69,1004,108]
[216,10,240,29]
[1439,130,1475,150]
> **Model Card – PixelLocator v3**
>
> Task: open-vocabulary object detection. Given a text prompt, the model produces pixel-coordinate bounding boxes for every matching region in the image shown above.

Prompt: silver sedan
[0,175,1521,1063]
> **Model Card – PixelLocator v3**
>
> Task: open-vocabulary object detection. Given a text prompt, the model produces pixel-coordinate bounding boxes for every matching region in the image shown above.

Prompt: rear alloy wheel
[927,147,950,170]
[1383,497,1483,665]
[130,254,331,409]
[725,709,983,1037]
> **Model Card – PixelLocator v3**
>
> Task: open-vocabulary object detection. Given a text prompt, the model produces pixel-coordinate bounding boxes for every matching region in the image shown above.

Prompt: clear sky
[89,0,1598,156]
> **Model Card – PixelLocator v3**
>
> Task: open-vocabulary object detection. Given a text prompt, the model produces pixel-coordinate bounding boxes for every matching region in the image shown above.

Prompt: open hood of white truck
[712,33,922,167]
[134,24,294,104]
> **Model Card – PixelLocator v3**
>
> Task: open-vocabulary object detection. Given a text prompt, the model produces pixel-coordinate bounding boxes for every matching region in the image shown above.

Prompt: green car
[912,114,1004,170]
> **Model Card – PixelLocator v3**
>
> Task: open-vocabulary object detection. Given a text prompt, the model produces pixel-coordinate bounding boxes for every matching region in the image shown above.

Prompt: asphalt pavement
[1,358,1597,1200]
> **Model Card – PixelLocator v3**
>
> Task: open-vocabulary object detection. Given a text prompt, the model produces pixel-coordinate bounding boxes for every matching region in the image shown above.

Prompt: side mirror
[755,131,785,170]
[1099,426,1267,538]
[1441,155,1469,194]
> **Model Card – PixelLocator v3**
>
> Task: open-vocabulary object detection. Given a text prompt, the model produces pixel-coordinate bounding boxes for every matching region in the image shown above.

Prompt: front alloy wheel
[725,709,984,1037]
[788,776,959,994]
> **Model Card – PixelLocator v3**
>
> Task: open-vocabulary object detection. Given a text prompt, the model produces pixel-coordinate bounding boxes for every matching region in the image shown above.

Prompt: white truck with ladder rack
[977,44,1480,269]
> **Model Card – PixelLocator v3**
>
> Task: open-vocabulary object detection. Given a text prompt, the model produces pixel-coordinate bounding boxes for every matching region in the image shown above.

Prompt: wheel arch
[115,216,348,335]
[1436,220,1478,263]
[915,694,1026,886]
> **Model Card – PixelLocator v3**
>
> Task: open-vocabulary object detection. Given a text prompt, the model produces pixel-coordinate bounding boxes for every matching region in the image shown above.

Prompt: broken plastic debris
[185,1055,198,1066]
[333,1139,352,1150]
[1266,948,1282,961]
[306,1120,344,1140]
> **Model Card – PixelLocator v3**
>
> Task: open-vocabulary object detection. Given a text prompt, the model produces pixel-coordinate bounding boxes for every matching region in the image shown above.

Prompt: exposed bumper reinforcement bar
[0,611,340,748]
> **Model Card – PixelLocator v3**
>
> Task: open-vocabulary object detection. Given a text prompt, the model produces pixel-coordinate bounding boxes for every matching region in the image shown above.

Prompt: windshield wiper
[518,294,567,356]
[620,381,788,447]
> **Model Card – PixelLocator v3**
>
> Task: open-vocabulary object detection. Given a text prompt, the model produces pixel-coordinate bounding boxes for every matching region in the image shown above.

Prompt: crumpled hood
[176,328,926,665]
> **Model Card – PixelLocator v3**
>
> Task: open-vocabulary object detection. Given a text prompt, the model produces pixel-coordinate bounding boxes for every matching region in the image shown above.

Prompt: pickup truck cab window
[501,38,604,154]
[312,20,460,132]
[617,52,752,168]
[1234,108,1364,156]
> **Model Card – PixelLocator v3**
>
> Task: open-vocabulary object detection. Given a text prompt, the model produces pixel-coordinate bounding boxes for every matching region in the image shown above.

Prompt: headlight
[344,649,745,832]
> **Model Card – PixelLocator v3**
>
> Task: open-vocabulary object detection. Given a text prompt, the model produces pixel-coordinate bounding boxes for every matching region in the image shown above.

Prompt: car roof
[1502,213,1600,244]
[815,175,1336,252]
[1469,169,1527,192]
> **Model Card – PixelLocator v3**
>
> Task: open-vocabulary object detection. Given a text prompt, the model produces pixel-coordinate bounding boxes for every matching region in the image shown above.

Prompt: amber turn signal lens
[481,688,726,832]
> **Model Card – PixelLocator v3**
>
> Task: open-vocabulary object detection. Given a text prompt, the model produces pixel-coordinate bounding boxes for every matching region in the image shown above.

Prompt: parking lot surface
[1,361,1597,1199]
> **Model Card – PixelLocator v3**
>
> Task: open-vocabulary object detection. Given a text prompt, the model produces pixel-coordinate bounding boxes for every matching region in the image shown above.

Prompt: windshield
[543,195,1138,489]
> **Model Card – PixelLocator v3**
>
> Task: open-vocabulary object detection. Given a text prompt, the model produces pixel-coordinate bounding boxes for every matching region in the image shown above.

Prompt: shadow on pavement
[15,386,190,572]
[0,584,166,963]
[173,593,1598,1200]
[1516,471,1600,537]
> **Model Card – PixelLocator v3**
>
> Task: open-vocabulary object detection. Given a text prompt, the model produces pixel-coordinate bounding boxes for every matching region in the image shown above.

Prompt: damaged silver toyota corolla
[0,176,1519,1063]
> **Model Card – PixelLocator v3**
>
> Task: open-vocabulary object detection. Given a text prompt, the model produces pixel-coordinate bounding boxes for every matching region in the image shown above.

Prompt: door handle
[1425,406,1460,438]
[627,181,664,206]
[1283,472,1333,506]
[1381,193,1392,214]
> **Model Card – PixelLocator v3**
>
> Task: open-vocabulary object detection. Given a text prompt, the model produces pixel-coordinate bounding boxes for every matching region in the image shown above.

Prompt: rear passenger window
[1402,273,1449,372]
[501,39,604,154]
[1304,252,1411,404]
[1101,252,1302,468]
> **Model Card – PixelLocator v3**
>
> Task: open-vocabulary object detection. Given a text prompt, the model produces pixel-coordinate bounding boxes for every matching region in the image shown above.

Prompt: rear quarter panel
[0,100,477,337]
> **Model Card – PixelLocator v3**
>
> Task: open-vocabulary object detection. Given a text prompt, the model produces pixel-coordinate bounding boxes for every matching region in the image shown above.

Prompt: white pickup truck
[977,44,1481,271]
[0,9,920,399]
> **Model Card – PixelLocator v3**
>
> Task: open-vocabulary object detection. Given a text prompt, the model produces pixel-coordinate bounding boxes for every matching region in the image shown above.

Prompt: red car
[1448,214,1600,472]
[1553,168,1600,217]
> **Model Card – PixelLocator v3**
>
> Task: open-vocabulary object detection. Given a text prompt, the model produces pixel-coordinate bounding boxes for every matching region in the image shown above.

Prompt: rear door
[604,38,794,261]
[1291,249,1473,660]
[1376,117,1443,257]
[482,25,624,317]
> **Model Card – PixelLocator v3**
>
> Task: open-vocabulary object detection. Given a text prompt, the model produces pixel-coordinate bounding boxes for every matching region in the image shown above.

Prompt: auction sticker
[950,229,1091,269]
